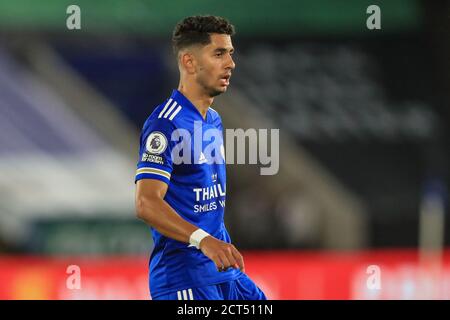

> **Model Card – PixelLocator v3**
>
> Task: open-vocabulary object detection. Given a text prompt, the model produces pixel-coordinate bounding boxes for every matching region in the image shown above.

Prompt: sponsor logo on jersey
[142,153,164,164]
[193,183,226,202]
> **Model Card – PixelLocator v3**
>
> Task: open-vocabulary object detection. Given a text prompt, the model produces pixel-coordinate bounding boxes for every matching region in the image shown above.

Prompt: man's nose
[226,55,235,70]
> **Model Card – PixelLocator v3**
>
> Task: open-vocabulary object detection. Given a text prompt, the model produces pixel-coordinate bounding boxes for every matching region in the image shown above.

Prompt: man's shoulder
[142,99,185,131]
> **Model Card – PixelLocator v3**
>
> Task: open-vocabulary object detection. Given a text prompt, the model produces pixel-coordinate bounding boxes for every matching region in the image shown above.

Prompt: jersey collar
[170,89,210,123]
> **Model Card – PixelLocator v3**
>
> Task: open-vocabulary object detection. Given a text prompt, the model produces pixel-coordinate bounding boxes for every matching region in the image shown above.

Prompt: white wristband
[189,229,210,249]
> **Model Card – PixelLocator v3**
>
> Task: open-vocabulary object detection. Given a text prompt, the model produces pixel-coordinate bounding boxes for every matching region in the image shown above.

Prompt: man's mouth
[219,74,231,86]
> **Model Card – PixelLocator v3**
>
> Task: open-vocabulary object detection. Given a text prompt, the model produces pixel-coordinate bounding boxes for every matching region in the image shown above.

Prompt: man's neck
[178,83,213,120]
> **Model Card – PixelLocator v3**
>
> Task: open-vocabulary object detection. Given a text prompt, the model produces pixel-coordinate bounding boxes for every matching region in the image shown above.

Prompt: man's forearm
[136,194,245,272]
[136,196,200,244]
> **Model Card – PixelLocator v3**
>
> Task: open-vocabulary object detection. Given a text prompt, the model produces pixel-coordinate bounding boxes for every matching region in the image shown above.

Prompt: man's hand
[199,236,245,273]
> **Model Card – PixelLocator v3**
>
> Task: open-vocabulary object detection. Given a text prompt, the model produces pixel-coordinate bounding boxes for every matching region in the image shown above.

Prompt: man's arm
[135,179,245,272]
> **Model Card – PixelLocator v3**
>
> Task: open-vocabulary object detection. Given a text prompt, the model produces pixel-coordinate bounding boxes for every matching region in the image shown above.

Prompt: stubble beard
[197,74,224,98]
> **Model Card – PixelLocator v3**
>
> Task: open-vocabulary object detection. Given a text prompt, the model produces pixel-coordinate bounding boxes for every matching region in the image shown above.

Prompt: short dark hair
[172,15,235,55]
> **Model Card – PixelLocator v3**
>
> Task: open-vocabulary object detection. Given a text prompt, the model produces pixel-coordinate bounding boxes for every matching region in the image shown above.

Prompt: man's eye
[215,52,223,57]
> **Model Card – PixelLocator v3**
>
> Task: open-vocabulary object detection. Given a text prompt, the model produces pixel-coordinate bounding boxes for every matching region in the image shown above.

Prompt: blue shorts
[152,273,267,300]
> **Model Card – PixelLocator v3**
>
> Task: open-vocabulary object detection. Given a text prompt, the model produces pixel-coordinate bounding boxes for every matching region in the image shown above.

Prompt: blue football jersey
[135,89,242,297]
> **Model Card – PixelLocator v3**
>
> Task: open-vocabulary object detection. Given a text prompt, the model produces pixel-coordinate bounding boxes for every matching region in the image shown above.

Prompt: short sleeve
[135,118,176,185]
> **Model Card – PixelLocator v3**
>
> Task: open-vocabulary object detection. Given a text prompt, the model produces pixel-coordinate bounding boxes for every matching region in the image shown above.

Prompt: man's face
[193,33,235,97]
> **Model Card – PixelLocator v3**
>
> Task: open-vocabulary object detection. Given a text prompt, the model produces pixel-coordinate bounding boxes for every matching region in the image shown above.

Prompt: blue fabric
[152,273,267,300]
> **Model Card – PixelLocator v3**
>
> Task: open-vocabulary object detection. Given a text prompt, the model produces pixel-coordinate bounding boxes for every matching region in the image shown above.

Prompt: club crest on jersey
[146,131,167,155]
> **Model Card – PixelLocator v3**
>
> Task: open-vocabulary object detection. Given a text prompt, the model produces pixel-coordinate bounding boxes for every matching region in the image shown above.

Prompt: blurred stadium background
[0,0,449,299]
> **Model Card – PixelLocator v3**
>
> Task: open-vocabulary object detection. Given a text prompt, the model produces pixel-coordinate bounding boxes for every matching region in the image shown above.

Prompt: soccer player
[135,15,267,300]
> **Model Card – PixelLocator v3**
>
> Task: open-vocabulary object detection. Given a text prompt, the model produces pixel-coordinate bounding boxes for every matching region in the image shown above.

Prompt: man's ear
[180,51,196,74]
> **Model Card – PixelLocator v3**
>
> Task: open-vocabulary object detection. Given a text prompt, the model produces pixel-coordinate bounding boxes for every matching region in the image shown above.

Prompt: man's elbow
[135,196,158,224]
